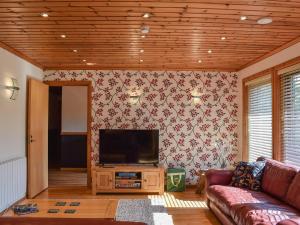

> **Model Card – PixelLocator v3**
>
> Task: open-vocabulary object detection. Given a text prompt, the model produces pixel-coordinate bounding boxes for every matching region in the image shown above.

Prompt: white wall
[237,42,300,156]
[61,86,87,132]
[0,48,43,162]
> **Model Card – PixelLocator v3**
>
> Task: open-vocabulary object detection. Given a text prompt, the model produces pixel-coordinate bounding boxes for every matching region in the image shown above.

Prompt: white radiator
[0,157,26,212]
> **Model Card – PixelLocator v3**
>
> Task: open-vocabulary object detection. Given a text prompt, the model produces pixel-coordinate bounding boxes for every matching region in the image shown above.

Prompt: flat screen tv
[99,129,159,165]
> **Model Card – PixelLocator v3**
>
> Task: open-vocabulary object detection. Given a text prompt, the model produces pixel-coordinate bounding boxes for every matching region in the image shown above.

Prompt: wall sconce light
[0,78,20,100]
[129,89,142,105]
[129,94,141,105]
[192,95,201,104]
[191,89,202,104]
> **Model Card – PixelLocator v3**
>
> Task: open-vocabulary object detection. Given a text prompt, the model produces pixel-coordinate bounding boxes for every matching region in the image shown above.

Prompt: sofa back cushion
[286,172,300,210]
[262,160,297,201]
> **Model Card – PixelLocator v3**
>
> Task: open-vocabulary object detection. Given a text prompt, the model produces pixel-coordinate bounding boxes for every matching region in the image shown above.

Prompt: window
[243,58,300,164]
[247,77,273,162]
[280,70,300,166]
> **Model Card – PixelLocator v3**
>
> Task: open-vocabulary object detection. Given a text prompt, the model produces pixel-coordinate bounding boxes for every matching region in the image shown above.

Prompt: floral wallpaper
[44,70,239,184]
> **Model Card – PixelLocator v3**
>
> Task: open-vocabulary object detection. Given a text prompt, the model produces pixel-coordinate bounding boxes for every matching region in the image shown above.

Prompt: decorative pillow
[230,161,266,191]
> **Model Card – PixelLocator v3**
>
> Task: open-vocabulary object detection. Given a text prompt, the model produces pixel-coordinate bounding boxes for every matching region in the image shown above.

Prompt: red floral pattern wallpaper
[44,70,239,184]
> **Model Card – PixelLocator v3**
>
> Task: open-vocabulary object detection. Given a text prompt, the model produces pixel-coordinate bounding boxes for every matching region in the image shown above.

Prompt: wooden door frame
[44,80,92,187]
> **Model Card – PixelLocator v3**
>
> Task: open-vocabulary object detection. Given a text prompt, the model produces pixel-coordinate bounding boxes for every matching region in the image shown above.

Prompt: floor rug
[115,199,174,225]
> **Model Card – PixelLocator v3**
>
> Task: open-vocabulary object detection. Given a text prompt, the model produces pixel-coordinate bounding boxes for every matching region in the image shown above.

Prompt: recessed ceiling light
[198,60,202,63]
[41,12,49,18]
[140,59,143,62]
[86,62,96,66]
[60,34,66,38]
[73,49,78,53]
[257,17,273,25]
[141,25,150,34]
[221,36,226,40]
[142,13,152,18]
[240,15,247,21]
[140,49,144,53]
[208,49,212,54]
[141,35,146,38]
[82,59,86,62]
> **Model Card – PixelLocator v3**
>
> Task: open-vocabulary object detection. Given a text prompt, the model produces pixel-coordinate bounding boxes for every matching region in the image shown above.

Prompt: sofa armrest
[277,218,300,225]
[205,169,234,188]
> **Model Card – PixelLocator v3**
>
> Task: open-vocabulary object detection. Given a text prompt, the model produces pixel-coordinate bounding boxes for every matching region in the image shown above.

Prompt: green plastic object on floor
[166,168,186,192]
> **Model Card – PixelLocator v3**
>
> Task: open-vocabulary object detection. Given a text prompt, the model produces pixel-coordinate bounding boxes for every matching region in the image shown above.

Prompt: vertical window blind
[281,70,300,166]
[247,79,273,162]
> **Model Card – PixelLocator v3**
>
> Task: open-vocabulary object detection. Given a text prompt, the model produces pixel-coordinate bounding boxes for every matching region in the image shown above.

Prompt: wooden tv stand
[92,165,164,195]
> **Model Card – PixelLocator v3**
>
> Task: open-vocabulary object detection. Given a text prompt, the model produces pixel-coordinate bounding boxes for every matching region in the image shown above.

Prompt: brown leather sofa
[205,159,300,225]
[0,217,146,225]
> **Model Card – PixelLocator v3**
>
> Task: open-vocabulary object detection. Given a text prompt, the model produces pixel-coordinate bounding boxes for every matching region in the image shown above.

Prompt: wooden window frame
[242,69,273,161]
[242,56,300,162]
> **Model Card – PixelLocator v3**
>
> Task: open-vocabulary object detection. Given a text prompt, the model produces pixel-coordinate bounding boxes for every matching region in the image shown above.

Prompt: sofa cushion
[207,185,280,216]
[231,202,300,225]
[262,160,297,201]
[286,172,300,210]
[230,161,266,191]
[277,218,300,225]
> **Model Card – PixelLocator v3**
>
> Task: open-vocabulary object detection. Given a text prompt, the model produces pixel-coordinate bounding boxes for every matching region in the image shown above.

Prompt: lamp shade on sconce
[191,89,202,105]
[129,95,140,105]
[128,89,142,105]
[192,95,201,104]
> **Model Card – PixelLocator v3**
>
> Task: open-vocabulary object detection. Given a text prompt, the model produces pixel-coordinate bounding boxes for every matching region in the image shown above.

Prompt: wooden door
[96,172,113,189]
[27,79,49,198]
[143,172,160,190]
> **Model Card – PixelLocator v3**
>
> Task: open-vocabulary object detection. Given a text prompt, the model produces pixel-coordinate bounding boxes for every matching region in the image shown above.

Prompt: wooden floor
[48,169,87,187]
[35,186,220,225]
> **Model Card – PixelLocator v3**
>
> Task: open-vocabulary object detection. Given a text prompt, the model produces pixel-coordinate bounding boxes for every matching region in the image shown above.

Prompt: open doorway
[46,81,92,187]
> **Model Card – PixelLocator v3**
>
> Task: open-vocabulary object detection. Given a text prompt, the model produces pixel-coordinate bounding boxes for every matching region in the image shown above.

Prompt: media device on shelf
[99,129,159,166]
[114,172,142,189]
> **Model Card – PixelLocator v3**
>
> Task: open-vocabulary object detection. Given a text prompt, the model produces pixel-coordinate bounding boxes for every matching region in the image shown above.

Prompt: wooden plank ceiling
[0,0,300,71]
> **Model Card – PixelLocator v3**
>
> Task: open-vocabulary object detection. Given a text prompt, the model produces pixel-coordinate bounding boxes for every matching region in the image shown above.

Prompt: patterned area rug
[115,199,174,225]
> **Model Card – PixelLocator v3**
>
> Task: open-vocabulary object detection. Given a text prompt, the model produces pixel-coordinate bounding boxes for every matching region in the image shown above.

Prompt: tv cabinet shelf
[92,165,164,195]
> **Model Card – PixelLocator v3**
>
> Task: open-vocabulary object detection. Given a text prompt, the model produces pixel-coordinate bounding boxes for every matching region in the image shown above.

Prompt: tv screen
[99,129,159,165]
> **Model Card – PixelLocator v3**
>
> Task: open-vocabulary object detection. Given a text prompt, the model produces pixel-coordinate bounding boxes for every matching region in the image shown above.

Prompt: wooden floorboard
[48,169,87,187]
[34,186,220,225]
